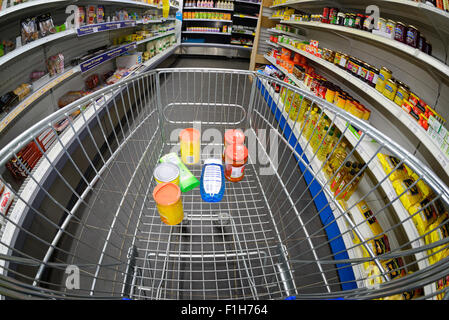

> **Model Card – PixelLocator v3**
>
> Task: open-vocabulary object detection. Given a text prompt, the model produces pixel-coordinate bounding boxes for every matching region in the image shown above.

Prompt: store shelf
[136,30,176,45]
[0,29,76,69]
[79,42,137,73]
[183,19,233,22]
[263,52,435,296]
[281,20,449,81]
[76,20,138,36]
[0,43,179,272]
[0,66,81,134]
[233,13,259,20]
[266,40,280,47]
[142,44,180,69]
[181,43,252,50]
[182,31,232,35]
[0,0,69,23]
[183,7,234,11]
[235,0,261,5]
[258,77,365,288]
[271,0,449,34]
[275,40,449,177]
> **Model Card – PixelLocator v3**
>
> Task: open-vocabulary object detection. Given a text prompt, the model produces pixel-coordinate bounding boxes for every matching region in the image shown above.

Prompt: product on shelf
[0,185,14,217]
[13,83,31,101]
[285,10,433,56]
[46,53,64,76]
[37,13,56,38]
[85,74,100,90]
[0,91,18,113]
[57,91,88,109]
[21,17,39,45]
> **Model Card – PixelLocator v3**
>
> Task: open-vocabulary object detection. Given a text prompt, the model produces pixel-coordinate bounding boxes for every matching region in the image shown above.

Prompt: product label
[372,235,390,255]
[230,165,245,178]
[186,155,196,164]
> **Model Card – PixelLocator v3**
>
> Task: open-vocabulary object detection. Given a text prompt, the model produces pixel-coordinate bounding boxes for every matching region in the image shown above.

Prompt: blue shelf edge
[256,79,357,291]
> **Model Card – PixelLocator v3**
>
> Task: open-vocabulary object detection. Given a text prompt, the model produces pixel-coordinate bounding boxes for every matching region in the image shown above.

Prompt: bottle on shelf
[330,161,352,193]
[317,129,334,162]
[310,115,329,152]
[304,109,320,141]
[324,140,347,180]
[334,165,357,198]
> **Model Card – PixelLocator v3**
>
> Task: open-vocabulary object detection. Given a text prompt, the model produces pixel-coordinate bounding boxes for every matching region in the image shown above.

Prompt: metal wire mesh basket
[0,68,448,300]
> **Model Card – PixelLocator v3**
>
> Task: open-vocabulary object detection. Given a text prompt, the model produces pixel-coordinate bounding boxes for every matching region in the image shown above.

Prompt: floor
[28,56,340,299]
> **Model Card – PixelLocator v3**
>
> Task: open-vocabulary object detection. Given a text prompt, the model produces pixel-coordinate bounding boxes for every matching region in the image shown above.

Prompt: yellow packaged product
[351,231,371,270]
[403,164,434,199]
[382,257,406,280]
[377,153,408,182]
[356,200,383,236]
[408,197,438,236]
[424,213,449,265]
[392,178,423,210]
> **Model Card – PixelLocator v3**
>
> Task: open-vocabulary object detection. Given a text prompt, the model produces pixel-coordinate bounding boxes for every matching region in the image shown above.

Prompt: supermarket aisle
[169,56,250,70]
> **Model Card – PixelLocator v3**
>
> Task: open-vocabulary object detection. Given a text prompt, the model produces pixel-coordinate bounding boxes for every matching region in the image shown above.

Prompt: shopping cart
[0,68,448,300]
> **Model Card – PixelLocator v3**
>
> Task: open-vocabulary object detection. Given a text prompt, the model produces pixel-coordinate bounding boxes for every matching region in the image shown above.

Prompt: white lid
[154,162,180,182]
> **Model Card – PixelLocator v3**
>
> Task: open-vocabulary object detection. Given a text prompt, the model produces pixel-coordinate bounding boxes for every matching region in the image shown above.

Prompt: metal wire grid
[0,69,447,299]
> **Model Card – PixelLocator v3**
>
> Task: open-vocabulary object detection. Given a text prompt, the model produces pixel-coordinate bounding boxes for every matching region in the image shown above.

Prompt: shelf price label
[76,21,136,36]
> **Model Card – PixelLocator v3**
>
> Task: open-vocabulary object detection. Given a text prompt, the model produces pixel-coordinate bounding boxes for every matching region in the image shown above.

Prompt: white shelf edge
[276,40,449,177]
[0,44,179,275]
[281,20,449,80]
[182,31,232,35]
[183,19,233,22]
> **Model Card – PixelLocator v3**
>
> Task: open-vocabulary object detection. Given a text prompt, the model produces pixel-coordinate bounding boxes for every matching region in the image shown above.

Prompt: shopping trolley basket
[0,68,448,300]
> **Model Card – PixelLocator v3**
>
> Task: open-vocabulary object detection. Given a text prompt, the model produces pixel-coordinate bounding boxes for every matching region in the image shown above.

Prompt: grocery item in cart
[160,153,199,192]
[179,128,201,165]
[152,182,184,225]
[37,13,56,37]
[200,159,225,202]
[154,162,180,186]
[224,143,248,182]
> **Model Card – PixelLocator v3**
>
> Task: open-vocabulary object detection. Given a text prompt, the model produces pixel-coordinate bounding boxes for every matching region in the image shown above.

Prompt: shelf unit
[280,20,449,81]
[0,1,180,137]
[271,39,449,178]
[0,42,179,279]
[269,0,449,35]
[263,52,435,296]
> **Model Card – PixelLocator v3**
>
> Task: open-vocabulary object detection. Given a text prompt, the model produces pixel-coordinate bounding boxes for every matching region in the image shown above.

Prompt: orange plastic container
[179,128,201,165]
[153,182,184,225]
[224,143,248,182]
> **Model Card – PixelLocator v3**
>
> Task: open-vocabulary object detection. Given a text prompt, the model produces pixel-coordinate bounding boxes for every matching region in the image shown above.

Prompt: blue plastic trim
[256,79,357,290]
